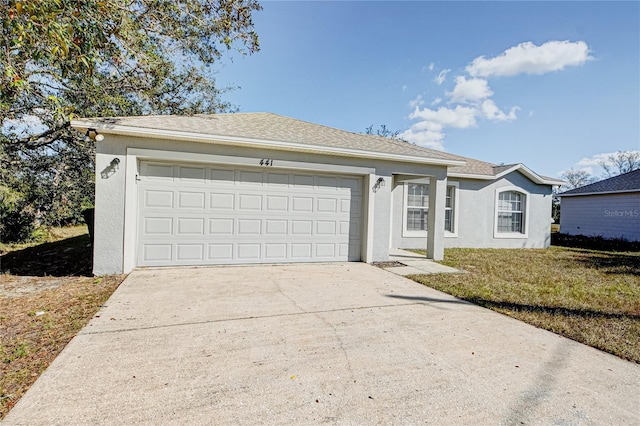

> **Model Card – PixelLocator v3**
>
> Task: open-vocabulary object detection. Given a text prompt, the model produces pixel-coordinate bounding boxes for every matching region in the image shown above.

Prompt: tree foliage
[1,0,261,242]
[365,124,402,140]
[598,150,640,178]
[559,168,597,191]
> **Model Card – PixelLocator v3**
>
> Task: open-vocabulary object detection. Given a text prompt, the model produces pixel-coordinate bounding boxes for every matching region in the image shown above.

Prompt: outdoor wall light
[373,176,386,193]
[84,128,104,142]
[100,158,120,179]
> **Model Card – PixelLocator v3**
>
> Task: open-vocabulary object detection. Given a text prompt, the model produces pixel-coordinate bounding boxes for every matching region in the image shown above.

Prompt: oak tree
[1,0,261,242]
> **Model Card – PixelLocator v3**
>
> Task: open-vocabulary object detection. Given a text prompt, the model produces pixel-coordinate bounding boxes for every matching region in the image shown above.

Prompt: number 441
[259,159,274,166]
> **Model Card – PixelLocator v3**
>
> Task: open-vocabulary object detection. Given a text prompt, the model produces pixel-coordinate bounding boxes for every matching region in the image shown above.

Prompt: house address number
[259,159,274,166]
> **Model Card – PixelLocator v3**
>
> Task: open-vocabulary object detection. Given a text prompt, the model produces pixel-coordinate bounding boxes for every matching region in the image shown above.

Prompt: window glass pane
[408,184,429,207]
[445,209,452,232]
[498,212,523,233]
[407,208,428,231]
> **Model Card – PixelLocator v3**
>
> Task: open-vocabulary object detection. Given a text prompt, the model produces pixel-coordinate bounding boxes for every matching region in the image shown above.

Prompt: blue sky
[216,1,640,178]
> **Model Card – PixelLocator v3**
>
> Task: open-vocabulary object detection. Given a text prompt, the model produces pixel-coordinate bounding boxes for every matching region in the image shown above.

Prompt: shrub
[551,233,640,252]
[0,186,36,244]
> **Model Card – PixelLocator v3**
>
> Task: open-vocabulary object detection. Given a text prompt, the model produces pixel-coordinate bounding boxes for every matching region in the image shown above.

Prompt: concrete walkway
[4,263,639,425]
[384,248,461,276]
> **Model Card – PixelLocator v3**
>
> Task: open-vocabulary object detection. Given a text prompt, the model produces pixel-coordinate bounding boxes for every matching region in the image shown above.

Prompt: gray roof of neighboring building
[559,169,640,197]
[72,112,560,184]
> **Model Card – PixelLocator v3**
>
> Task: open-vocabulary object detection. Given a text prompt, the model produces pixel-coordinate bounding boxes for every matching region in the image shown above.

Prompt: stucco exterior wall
[391,171,554,250]
[559,193,640,241]
[93,134,449,274]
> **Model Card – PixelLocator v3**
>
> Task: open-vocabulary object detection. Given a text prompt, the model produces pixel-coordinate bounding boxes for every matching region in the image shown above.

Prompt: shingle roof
[559,169,640,196]
[73,112,560,184]
[76,112,465,165]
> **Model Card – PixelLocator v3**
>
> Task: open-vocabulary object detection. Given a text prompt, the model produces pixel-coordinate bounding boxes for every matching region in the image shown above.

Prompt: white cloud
[401,105,478,149]
[481,100,519,121]
[402,84,408,91]
[434,69,450,85]
[447,76,493,104]
[402,39,593,151]
[466,40,593,77]
[408,94,424,108]
[399,127,445,150]
[409,105,478,129]
[576,152,614,168]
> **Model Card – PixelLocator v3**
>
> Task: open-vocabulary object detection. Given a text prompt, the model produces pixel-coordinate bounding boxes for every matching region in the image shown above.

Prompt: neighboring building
[558,169,640,241]
[71,113,563,275]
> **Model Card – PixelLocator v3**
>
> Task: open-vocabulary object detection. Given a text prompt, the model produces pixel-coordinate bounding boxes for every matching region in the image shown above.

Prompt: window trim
[444,181,459,238]
[493,186,530,239]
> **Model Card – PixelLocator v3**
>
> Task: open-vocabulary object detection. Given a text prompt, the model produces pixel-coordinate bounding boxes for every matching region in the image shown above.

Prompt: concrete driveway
[4,263,639,425]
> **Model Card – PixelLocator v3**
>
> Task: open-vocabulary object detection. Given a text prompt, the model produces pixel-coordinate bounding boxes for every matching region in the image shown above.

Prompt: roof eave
[450,166,564,186]
[559,189,640,197]
[71,120,466,167]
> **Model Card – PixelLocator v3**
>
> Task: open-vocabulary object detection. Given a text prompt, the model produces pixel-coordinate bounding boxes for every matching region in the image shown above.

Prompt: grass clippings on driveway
[408,247,640,363]
[0,227,126,418]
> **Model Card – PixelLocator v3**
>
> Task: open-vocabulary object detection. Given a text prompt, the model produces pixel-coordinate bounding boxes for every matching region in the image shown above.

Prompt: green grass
[408,247,640,363]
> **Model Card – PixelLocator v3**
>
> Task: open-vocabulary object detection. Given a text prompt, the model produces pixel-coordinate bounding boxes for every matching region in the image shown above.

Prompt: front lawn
[409,247,640,363]
[0,226,126,418]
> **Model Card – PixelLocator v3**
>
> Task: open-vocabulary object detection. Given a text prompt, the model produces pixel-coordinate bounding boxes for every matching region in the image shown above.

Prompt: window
[496,190,526,234]
[403,182,458,236]
[406,183,429,231]
[445,185,455,233]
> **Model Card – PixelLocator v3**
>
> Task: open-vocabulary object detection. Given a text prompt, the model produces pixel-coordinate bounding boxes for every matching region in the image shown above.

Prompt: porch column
[426,171,447,260]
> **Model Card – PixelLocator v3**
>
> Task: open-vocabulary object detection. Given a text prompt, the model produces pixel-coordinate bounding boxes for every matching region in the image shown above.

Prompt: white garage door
[136,161,362,266]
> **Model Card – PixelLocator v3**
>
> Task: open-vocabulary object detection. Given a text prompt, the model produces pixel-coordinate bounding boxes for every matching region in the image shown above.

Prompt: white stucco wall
[93,134,450,275]
[559,193,640,241]
[391,171,554,250]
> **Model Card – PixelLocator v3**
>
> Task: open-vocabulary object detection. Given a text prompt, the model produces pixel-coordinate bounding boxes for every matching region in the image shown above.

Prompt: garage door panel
[209,218,234,234]
[316,221,337,235]
[178,192,205,209]
[176,244,204,261]
[210,193,234,209]
[137,162,362,266]
[291,220,313,235]
[239,170,262,185]
[315,243,336,257]
[144,217,173,234]
[208,244,233,260]
[266,195,288,211]
[178,166,206,182]
[237,219,261,235]
[292,197,313,212]
[143,244,172,262]
[143,163,174,180]
[266,172,289,186]
[317,198,337,212]
[177,218,205,235]
[237,243,261,260]
[265,220,288,235]
[210,168,235,184]
[145,190,174,208]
